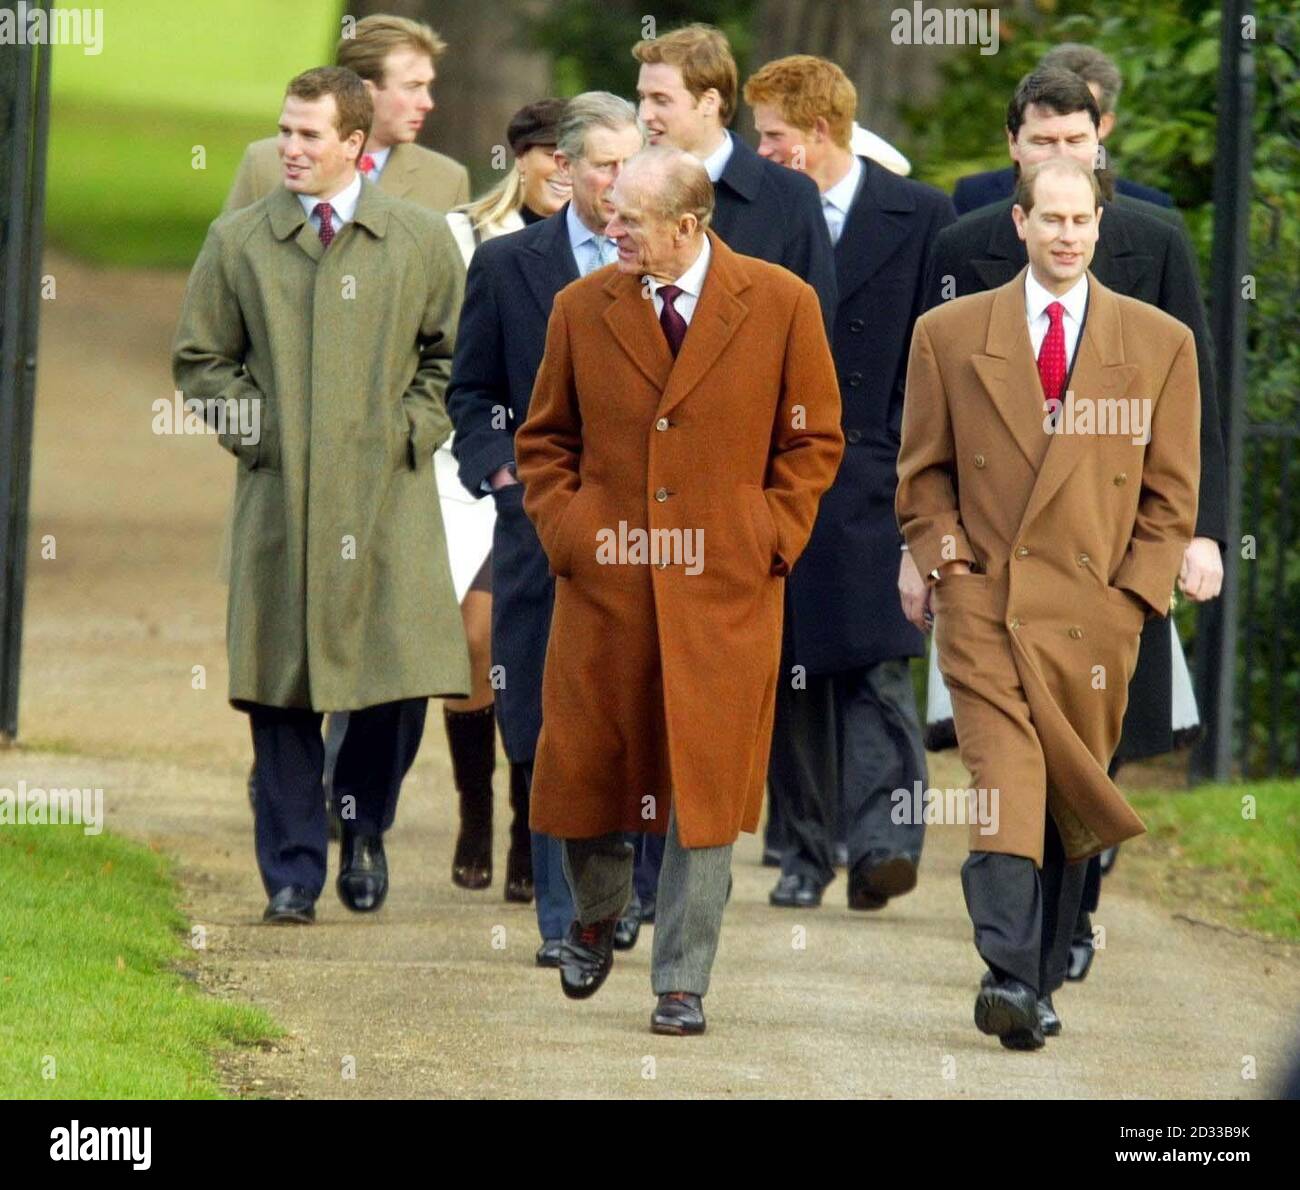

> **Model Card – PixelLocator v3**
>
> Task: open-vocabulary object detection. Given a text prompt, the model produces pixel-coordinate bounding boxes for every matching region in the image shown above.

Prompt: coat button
[846,429,862,445]
[655,417,669,431]
[1069,626,1083,639]
[1114,472,1127,486]
[974,454,986,468]
[1077,552,1091,566]
[848,372,862,387]
[1009,616,1021,629]
[655,487,668,502]
[1015,546,1029,558]
[849,318,864,332]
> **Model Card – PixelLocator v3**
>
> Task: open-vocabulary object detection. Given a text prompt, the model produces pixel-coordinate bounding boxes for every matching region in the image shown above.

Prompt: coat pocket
[1104,583,1148,631]
[743,485,778,570]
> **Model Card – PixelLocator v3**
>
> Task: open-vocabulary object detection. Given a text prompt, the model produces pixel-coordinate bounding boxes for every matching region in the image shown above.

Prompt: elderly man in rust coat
[515,146,843,1035]
[897,158,1199,1050]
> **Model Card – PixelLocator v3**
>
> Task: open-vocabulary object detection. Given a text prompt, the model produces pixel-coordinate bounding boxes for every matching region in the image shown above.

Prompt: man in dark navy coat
[447,94,645,966]
[953,43,1173,215]
[742,55,955,908]
[920,68,1228,984]
[630,24,838,909]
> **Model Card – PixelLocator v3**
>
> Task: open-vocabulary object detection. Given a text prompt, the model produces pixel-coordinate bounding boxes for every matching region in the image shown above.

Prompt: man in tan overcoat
[897,157,1199,1049]
[173,68,469,924]
[515,147,842,1035]
[224,14,468,215]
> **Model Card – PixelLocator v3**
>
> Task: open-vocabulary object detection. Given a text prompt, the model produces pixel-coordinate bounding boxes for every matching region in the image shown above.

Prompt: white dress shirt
[821,154,863,246]
[297,171,362,238]
[566,201,617,276]
[648,235,712,326]
[698,131,735,183]
[1026,269,1088,370]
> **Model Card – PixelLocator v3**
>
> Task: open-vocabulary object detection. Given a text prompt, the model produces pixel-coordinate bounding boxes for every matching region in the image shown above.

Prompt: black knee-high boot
[505,761,534,904]
[444,704,496,890]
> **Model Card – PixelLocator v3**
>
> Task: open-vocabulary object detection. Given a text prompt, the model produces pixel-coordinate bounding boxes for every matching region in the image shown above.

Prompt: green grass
[44,0,341,268]
[0,825,278,1099]
[1127,779,1300,940]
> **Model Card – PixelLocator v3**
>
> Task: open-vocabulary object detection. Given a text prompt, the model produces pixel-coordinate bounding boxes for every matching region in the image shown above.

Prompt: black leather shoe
[974,973,1045,1050]
[1066,912,1096,982]
[504,839,534,904]
[651,992,706,1035]
[848,853,918,910]
[559,916,617,999]
[336,830,388,912]
[1037,994,1061,1036]
[535,938,564,968]
[769,872,823,908]
[263,886,315,924]
[614,908,641,950]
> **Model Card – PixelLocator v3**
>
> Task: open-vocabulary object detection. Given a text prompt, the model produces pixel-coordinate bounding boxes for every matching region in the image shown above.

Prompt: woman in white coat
[439,100,570,900]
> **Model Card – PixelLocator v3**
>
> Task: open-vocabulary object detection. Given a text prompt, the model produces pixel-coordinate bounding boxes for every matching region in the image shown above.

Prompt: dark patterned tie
[658,283,687,357]
[314,201,335,248]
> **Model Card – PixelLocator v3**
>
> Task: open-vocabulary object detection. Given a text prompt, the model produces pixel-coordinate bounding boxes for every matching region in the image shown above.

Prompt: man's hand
[488,464,519,491]
[1178,536,1223,602]
[899,549,932,632]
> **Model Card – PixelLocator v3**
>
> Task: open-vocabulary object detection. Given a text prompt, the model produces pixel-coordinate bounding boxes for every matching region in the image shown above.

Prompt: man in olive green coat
[173,67,469,923]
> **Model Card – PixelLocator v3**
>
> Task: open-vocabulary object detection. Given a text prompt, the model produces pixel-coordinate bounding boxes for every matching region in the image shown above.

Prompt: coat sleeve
[515,294,584,576]
[402,217,465,466]
[895,315,979,578]
[782,178,838,332]
[446,248,516,495]
[223,144,261,213]
[765,283,845,577]
[1156,224,1227,546]
[1112,330,1201,616]
[171,223,265,461]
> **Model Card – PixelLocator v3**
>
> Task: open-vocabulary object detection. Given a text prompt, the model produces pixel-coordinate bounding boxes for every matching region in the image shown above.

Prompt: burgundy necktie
[1037,300,1066,407]
[658,284,687,357]
[314,202,335,248]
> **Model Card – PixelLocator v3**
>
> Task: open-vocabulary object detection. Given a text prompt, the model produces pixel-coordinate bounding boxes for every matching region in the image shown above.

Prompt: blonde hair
[632,23,738,124]
[336,15,447,86]
[458,170,526,237]
[743,55,857,152]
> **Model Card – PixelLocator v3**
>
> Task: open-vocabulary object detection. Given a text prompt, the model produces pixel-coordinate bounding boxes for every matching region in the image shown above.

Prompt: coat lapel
[518,206,579,324]
[377,143,415,200]
[971,268,1048,471]
[600,269,674,393]
[267,185,324,262]
[1016,272,1140,537]
[834,157,915,302]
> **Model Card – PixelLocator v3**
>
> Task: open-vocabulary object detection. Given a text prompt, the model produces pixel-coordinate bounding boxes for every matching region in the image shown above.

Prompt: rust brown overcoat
[896,268,1199,864]
[515,232,843,848]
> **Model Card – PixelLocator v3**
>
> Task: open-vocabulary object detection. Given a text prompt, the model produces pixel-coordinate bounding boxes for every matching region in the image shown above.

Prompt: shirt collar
[368,146,392,174]
[699,131,735,183]
[822,154,863,217]
[297,170,362,224]
[1025,268,1088,325]
[649,235,711,299]
[566,199,600,250]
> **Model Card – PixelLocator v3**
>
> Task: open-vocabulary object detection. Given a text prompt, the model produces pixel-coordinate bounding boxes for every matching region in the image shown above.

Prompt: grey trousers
[562,800,733,996]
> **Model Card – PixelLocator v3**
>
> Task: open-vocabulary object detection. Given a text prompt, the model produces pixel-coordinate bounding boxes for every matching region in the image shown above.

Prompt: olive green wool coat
[172,181,471,711]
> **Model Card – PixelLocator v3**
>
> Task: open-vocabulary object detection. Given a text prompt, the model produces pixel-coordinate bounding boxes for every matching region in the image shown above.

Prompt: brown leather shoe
[651,991,706,1035]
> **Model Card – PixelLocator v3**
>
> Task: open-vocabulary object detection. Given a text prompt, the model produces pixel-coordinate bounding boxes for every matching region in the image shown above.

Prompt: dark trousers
[248,697,426,898]
[960,813,1088,996]
[779,659,927,888]
[516,760,575,942]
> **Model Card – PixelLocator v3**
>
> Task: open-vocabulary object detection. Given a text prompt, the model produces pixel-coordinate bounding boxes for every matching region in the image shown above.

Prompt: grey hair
[1039,43,1123,114]
[555,91,640,161]
[620,145,715,231]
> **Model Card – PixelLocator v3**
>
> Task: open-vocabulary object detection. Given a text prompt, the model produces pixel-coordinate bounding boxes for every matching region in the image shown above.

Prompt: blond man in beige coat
[897,158,1199,1050]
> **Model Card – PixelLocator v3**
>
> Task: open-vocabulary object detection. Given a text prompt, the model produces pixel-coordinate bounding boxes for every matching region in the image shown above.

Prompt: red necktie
[658,284,687,357]
[313,202,335,248]
[1037,300,1066,407]
[359,154,376,176]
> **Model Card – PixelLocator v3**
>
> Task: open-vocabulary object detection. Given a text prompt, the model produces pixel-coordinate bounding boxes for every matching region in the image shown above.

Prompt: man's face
[751,103,819,174]
[277,94,362,196]
[365,49,435,148]
[636,63,716,153]
[605,172,685,278]
[557,123,645,233]
[1008,103,1099,171]
[1012,170,1102,290]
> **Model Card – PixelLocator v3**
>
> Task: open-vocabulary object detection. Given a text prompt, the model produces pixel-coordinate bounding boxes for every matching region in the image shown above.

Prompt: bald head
[606,146,715,281]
